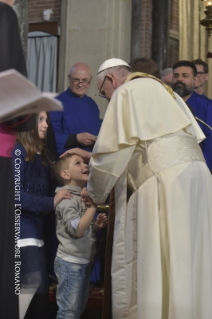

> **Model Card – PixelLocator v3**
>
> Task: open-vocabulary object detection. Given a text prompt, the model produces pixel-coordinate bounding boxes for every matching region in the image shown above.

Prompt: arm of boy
[75,187,97,238]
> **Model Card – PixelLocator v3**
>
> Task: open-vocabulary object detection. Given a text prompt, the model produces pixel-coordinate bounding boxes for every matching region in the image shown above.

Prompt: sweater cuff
[64,134,81,149]
[45,197,55,211]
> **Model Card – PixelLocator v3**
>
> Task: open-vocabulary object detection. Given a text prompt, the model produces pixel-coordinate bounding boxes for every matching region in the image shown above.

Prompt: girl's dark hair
[17,112,49,165]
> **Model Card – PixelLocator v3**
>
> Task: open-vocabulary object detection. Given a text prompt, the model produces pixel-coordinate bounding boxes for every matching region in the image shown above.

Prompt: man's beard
[172,81,193,98]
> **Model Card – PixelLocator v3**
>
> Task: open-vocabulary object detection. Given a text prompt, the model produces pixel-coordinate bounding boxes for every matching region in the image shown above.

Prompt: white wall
[58,0,132,118]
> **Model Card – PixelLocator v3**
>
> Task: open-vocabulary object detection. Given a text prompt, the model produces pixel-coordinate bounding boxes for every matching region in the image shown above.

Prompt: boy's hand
[81,187,97,208]
[54,189,73,207]
[95,213,108,229]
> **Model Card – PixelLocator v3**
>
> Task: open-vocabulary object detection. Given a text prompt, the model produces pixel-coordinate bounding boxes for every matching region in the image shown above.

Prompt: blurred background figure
[129,57,160,78]
[192,59,210,98]
[161,68,173,86]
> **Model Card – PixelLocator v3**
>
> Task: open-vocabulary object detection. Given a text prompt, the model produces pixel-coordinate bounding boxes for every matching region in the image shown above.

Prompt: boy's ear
[60,169,71,180]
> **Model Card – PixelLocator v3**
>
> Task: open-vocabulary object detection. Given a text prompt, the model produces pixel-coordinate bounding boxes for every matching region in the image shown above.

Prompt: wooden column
[13,0,29,58]
[131,0,142,61]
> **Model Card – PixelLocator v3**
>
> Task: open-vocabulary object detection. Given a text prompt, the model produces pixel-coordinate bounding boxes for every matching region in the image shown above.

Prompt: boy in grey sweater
[53,154,107,319]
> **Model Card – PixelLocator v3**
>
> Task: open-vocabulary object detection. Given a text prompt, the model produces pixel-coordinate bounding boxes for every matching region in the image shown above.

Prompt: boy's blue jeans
[54,257,92,319]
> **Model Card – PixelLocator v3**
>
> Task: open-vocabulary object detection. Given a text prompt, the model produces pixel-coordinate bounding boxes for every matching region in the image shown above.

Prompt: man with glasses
[172,60,212,172]
[50,62,101,156]
[80,57,212,319]
[192,58,209,97]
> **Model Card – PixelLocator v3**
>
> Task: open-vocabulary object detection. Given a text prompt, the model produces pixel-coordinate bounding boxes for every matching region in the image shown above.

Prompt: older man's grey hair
[97,65,131,82]
[161,68,173,78]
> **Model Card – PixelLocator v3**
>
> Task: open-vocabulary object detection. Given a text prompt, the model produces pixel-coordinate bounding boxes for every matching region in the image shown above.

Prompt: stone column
[58,0,132,118]
[131,0,142,61]
[13,0,29,58]
[151,0,169,70]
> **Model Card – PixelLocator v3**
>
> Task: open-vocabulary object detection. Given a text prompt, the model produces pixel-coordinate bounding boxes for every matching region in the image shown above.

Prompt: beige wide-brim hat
[97,57,130,74]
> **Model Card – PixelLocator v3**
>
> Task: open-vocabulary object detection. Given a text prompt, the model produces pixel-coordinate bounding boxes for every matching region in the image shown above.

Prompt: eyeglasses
[69,76,91,85]
[196,72,206,77]
[99,76,107,98]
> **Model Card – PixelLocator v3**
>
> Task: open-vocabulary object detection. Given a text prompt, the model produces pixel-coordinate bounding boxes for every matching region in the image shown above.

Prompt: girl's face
[38,112,48,139]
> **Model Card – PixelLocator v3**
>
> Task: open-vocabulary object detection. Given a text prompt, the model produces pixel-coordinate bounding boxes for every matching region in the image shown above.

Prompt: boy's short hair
[53,154,73,185]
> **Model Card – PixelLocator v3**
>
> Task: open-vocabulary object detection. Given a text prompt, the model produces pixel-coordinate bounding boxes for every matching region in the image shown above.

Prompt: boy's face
[64,155,89,187]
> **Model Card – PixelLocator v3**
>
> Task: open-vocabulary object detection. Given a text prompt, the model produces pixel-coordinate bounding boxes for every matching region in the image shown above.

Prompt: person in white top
[80,58,212,319]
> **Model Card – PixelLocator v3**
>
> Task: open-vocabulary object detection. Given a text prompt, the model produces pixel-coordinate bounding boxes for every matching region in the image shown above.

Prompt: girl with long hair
[12,111,72,319]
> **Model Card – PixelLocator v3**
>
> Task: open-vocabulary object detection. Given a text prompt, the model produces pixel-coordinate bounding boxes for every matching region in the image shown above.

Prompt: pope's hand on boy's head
[60,148,91,163]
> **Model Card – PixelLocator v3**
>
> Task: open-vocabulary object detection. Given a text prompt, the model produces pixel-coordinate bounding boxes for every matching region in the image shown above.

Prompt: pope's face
[97,76,115,101]
[172,66,194,98]
[68,67,91,97]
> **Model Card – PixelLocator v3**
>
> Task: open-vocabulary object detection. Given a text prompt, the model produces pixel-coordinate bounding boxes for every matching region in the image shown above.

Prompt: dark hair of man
[192,58,209,73]
[17,113,49,165]
[129,57,161,79]
[173,60,197,77]
[53,154,73,185]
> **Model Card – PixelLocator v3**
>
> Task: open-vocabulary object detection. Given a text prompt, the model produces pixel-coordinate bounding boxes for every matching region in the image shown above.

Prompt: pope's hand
[77,132,96,146]
[60,148,91,163]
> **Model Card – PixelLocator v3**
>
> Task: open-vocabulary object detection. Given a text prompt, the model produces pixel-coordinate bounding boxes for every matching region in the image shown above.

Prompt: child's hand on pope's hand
[95,213,108,229]
[81,187,97,208]
[54,189,73,207]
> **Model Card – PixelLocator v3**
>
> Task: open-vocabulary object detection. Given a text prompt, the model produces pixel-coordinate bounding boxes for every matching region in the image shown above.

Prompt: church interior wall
[168,0,179,68]
[27,0,180,73]
[140,0,153,58]
[28,0,61,23]
[27,0,180,118]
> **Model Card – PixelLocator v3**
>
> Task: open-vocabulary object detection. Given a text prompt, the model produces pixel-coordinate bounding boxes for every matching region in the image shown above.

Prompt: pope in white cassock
[82,58,212,319]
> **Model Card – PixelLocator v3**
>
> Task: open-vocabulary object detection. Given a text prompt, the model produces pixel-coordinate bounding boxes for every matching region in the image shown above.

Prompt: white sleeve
[87,145,136,204]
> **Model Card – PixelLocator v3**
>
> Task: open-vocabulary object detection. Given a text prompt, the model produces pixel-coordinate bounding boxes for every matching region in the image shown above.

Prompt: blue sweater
[50,88,101,156]
[12,143,54,240]
[187,91,212,172]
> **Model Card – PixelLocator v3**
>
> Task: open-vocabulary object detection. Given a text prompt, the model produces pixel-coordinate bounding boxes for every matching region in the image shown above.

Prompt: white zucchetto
[97,58,130,74]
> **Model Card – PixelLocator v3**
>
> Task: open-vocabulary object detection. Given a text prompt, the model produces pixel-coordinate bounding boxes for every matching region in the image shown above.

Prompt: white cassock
[87,74,212,319]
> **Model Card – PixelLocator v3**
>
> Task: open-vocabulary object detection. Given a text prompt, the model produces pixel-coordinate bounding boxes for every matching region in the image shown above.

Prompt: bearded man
[172,60,212,172]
